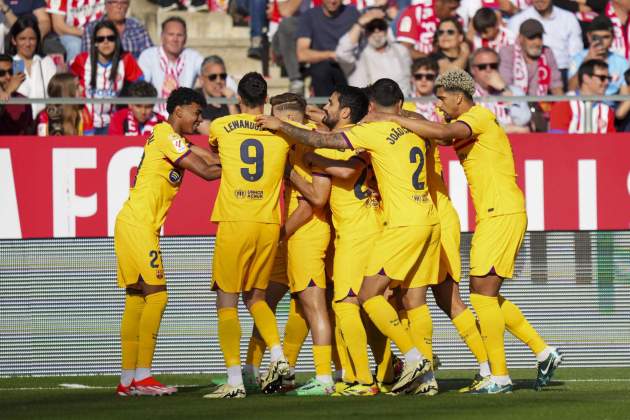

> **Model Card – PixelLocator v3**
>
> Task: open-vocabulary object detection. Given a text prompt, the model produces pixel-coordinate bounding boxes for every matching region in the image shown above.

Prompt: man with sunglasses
[550,59,617,133]
[470,47,531,133]
[0,53,33,135]
[336,11,412,97]
[568,15,629,96]
[196,55,239,132]
[498,18,564,96]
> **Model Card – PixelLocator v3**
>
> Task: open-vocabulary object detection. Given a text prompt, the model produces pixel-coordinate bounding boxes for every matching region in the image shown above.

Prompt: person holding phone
[568,15,629,95]
[7,15,56,118]
[0,53,34,135]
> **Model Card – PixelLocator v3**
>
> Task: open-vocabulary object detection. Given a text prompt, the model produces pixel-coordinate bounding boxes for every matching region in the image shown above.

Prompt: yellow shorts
[332,229,380,302]
[268,241,288,286]
[287,230,330,293]
[365,224,441,288]
[438,204,462,283]
[470,213,527,279]
[114,219,165,288]
[212,221,280,293]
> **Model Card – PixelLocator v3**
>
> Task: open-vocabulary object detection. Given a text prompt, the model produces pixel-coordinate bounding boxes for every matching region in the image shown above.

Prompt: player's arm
[256,115,348,149]
[177,151,221,181]
[189,144,220,166]
[288,169,331,209]
[400,108,427,120]
[363,112,470,145]
[281,198,314,241]
[304,152,367,180]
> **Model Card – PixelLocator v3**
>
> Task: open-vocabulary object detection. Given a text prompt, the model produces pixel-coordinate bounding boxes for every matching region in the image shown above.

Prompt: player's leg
[282,297,310,388]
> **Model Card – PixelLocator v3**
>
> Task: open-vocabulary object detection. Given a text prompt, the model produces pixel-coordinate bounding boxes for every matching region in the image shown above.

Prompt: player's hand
[306,105,326,124]
[255,114,282,130]
[358,8,386,26]
[486,71,506,92]
[303,151,316,167]
[163,75,178,94]
[7,72,25,94]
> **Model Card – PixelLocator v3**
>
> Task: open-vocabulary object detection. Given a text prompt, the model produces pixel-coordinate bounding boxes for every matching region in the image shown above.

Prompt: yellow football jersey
[341,121,439,227]
[286,142,330,238]
[454,105,525,221]
[117,122,190,233]
[426,141,453,214]
[315,147,382,235]
[210,113,292,224]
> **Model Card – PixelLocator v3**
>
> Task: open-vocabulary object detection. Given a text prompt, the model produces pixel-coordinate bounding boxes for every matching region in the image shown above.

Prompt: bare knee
[243,288,267,310]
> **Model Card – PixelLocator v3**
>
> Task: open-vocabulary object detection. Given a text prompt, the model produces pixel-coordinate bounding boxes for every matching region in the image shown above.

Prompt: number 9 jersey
[209,113,292,224]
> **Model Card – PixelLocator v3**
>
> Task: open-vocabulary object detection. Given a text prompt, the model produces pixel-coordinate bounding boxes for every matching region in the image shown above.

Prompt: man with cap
[498,18,564,96]
[507,0,583,88]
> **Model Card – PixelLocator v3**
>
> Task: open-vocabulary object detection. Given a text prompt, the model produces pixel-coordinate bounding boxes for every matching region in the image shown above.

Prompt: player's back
[117,122,190,233]
[454,105,525,220]
[315,147,382,236]
[210,113,292,224]
[343,120,439,228]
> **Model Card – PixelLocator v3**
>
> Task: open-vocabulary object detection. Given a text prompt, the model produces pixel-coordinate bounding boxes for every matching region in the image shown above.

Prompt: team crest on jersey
[156,269,164,279]
[169,169,182,184]
[169,134,187,154]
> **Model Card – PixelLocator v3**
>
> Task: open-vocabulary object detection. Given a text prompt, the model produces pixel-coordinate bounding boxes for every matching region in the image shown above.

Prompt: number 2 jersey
[116,122,191,234]
[210,113,292,224]
[341,121,439,228]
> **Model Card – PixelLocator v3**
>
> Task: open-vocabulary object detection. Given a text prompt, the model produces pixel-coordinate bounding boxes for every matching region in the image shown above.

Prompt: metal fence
[1,231,629,376]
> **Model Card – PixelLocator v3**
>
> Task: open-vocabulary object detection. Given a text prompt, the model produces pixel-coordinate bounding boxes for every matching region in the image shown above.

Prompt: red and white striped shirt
[396,0,440,54]
[70,52,143,128]
[47,0,105,30]
[606,2,630,59]
[108,108,164,136]
[549,94,616,134]
[472,26,515,53]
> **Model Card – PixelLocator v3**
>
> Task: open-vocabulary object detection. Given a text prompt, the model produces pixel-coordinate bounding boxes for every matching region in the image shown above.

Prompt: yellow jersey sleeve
[455,106,489,137]
[341,123,373,151]
[154,123,191,164]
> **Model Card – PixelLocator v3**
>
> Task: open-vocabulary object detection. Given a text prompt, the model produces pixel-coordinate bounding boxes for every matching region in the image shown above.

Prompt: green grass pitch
[2,368,629,420]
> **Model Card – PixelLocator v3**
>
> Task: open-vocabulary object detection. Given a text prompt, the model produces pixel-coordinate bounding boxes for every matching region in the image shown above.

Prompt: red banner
[0,134,628,239]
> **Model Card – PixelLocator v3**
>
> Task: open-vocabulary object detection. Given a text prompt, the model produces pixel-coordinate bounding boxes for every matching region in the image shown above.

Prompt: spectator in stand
[429,16,470,73]
[550,59,616,133]
[614,69,630,130]
[81,0,152,58]
[108,81,163,135]
[403,56,441,121]
[499,18,564,96]
[70,20,143,134]
[37,72,94,135]
[236,0,268,59]
[270,0,311,94]
[156,0,208,12]
[470,47,531,132]
[196,55,239,124]
[8,15,56,118]
[296,0,360,97]
[48,0,106,63]
[138,16,203,118]
[1,0,51,39]
[568,15,628,95]
[508,0,583,87]
[605,0,630,59]
[396,0,461,60]
[468,7,515,53]
[335,10,412,96]
[0,53,33,134]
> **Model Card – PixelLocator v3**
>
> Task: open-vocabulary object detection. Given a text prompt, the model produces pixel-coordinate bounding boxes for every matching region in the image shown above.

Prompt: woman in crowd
[70,20,143,134]
[430,17,470,74]
[37,72,94,136]
[8,15,56,117]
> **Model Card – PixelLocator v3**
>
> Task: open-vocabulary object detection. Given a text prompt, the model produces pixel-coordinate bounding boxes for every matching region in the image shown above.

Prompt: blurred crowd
[1,0,630,136]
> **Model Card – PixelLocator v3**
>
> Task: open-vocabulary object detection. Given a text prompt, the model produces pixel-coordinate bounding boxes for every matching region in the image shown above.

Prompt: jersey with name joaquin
[117,122,191,233]
[210,113,292,224]
[315,147,382,235]
[341,121,439,227]
[454,105,525,221]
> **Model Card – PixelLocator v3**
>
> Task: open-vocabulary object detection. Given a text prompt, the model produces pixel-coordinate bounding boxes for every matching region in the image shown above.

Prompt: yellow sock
[218,307,241,367]
[407,305,433,361]
[249,301,281,348]
[283,298,309,367]
[398,309,409,331]
[470,293,508,376]
[333,316,356,382]
[364,313,393,383]
[120,294,145,370]
[452,308,489,364]
[137,291,167,368]
[362,296,414,354]
[246,335,266,368]
[499,295,547,354]
[312,345,332,378]
[334,302,372,384]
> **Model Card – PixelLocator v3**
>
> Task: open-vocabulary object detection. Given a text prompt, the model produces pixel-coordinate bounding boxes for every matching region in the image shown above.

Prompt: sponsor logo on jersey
[169,169,182,184]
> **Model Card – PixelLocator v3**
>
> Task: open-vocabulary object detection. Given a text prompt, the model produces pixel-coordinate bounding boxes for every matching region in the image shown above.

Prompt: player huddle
[113,70,562,399]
